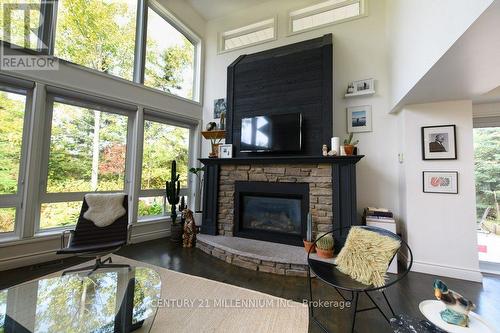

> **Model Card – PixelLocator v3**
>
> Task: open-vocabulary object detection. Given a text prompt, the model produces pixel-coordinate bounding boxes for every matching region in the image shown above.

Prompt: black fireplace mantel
[199,155,363,165]
[199,155,364,251]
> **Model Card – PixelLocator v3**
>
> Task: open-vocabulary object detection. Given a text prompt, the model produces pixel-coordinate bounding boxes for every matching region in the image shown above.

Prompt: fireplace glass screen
[241,195,302,234]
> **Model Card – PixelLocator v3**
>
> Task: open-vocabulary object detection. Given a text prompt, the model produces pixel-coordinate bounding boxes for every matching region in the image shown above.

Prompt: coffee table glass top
[0,266,161,333]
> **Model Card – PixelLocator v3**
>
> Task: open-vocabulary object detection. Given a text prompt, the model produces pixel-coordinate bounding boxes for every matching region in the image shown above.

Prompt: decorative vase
[316,248,334,258]
[194,211,203,227]
[209,143,220,158]
[344,144,354,156]
[303,240,316,253]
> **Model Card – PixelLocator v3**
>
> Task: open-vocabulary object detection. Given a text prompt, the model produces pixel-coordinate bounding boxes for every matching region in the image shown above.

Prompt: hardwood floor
[1,238,498,333]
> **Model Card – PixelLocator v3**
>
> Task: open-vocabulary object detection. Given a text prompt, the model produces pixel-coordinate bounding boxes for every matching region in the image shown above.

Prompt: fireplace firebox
[234,181,309,246]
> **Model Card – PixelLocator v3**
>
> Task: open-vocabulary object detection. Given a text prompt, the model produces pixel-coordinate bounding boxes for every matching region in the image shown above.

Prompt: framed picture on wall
[423,171,458,194]
[214,98,227,119]
[347,105,372,133]
[421,125,457,160]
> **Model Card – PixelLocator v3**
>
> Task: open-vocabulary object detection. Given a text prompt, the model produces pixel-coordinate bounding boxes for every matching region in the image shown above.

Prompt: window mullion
[133,0,148,84]
[129,106,145,224]
[20,82,47,239]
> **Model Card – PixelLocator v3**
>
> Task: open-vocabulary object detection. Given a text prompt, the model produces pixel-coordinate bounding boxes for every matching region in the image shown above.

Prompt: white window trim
[287,0,367,36]
[218,16,278,54]
[0,84,33,241]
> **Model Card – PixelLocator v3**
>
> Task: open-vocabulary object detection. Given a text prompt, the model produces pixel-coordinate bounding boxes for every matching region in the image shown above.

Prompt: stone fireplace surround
[218,164,333,240]
[198,155,363,275]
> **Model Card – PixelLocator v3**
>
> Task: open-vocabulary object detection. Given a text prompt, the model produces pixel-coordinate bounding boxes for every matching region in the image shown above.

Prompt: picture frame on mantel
[421,125,457,160]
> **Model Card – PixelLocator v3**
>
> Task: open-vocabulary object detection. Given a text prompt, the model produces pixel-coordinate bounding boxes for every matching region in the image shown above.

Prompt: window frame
[287,0,367,36]
[0,0,202,102]
[137,112,194,223]
[218,16,277,54]
[142,0,201,101]
[36,93,135,233]
[0,82,33,240]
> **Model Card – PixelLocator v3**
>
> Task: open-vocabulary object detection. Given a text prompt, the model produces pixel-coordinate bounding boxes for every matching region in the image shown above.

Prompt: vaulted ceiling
[186,0,272,20]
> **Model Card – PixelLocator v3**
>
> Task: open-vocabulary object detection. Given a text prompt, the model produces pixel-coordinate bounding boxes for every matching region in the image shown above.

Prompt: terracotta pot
[303,240,316,253]
[316,248,334,258]
[344,144,355,156]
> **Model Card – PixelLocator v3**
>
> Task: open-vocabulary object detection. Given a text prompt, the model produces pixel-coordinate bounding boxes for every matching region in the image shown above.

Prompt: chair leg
[307,267,314,318]
[382,291,396,317]
[364,291,390,323]
[350,292,359,333]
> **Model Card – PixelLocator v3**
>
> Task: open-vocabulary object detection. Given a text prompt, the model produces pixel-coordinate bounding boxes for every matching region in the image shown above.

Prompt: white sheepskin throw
[83,193,126,227]
[336,227,401,287]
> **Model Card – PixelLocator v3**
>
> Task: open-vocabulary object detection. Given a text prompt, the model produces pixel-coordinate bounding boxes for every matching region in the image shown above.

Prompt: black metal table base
[307,267,396,333]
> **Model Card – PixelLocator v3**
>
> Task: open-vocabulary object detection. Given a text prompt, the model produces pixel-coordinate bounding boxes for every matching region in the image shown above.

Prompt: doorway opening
[473,124,500,273]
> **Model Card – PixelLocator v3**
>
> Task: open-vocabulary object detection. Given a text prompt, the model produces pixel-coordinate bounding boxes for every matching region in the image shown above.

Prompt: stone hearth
[217,164,334,238]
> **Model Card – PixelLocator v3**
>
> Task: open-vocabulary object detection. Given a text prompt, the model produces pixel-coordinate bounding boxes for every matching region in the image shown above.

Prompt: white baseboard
[130,228,170,243]
[0,228,170,272]
[411,260,483,283]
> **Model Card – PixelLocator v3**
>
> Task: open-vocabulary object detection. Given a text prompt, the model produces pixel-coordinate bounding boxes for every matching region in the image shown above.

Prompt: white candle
[331,137,340,155]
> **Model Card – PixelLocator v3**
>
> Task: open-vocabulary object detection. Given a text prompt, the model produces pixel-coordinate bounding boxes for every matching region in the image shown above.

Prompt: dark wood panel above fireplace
[226,34,333,157]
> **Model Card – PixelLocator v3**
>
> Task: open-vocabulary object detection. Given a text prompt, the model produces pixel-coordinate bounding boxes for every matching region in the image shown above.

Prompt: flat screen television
[240,113,302,152]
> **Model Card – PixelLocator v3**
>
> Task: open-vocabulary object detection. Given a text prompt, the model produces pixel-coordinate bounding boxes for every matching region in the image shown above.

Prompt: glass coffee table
[0,266,161,333]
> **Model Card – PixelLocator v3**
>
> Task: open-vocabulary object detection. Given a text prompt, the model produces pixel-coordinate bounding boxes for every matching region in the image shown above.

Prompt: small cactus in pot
[343,133,359,156]
[316,233,334,258]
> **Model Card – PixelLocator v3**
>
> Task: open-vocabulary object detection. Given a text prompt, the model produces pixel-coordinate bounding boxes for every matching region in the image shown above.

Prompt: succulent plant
[343,132,359,146]
[316,233,334,250]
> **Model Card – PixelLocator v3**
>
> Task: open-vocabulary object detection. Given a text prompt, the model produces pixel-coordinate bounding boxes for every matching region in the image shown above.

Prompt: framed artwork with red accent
[423,171,458,194]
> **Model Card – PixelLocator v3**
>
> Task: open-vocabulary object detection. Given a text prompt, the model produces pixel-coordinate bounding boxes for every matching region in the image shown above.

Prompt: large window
[39,97,130,229]
[54,0,137,81]
[144,7,195,100]
[138,118,189,220]
[0,0,200,101]
[0,88,28,234]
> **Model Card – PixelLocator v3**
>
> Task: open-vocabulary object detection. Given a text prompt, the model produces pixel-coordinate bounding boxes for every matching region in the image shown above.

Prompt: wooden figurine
[182,209,197,248]
[433,279,475,327]
[322,144,328,156]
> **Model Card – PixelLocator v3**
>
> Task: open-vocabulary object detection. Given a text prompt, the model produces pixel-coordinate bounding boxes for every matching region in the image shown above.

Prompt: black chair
[57,195,131,275]
[307,226,413,333]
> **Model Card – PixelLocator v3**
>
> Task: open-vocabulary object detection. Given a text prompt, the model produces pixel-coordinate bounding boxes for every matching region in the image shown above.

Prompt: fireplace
[234,181,309,246]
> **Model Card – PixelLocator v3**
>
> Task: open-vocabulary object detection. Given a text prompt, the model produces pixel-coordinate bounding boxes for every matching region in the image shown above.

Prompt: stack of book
[363,207,395,224]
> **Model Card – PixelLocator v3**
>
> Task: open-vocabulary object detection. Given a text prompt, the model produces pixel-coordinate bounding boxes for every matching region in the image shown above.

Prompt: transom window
[289,0,366,34]
[219,17,276,53]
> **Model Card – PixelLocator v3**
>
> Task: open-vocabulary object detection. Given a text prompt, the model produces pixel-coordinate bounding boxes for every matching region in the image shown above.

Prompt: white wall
[386,0,493,111]
[202,0,401,219]
[398,100,481,282]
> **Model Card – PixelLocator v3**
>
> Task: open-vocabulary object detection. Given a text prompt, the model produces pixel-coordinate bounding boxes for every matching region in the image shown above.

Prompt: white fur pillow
[336,227,401,287]
[83,193,126,227]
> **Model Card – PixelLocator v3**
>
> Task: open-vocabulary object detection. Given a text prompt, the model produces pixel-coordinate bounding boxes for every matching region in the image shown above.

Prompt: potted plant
[167,160,183,243]
[343,132,359,156]
[315,233,334,258]
[189,166,204,224]
[303,213,315,253]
